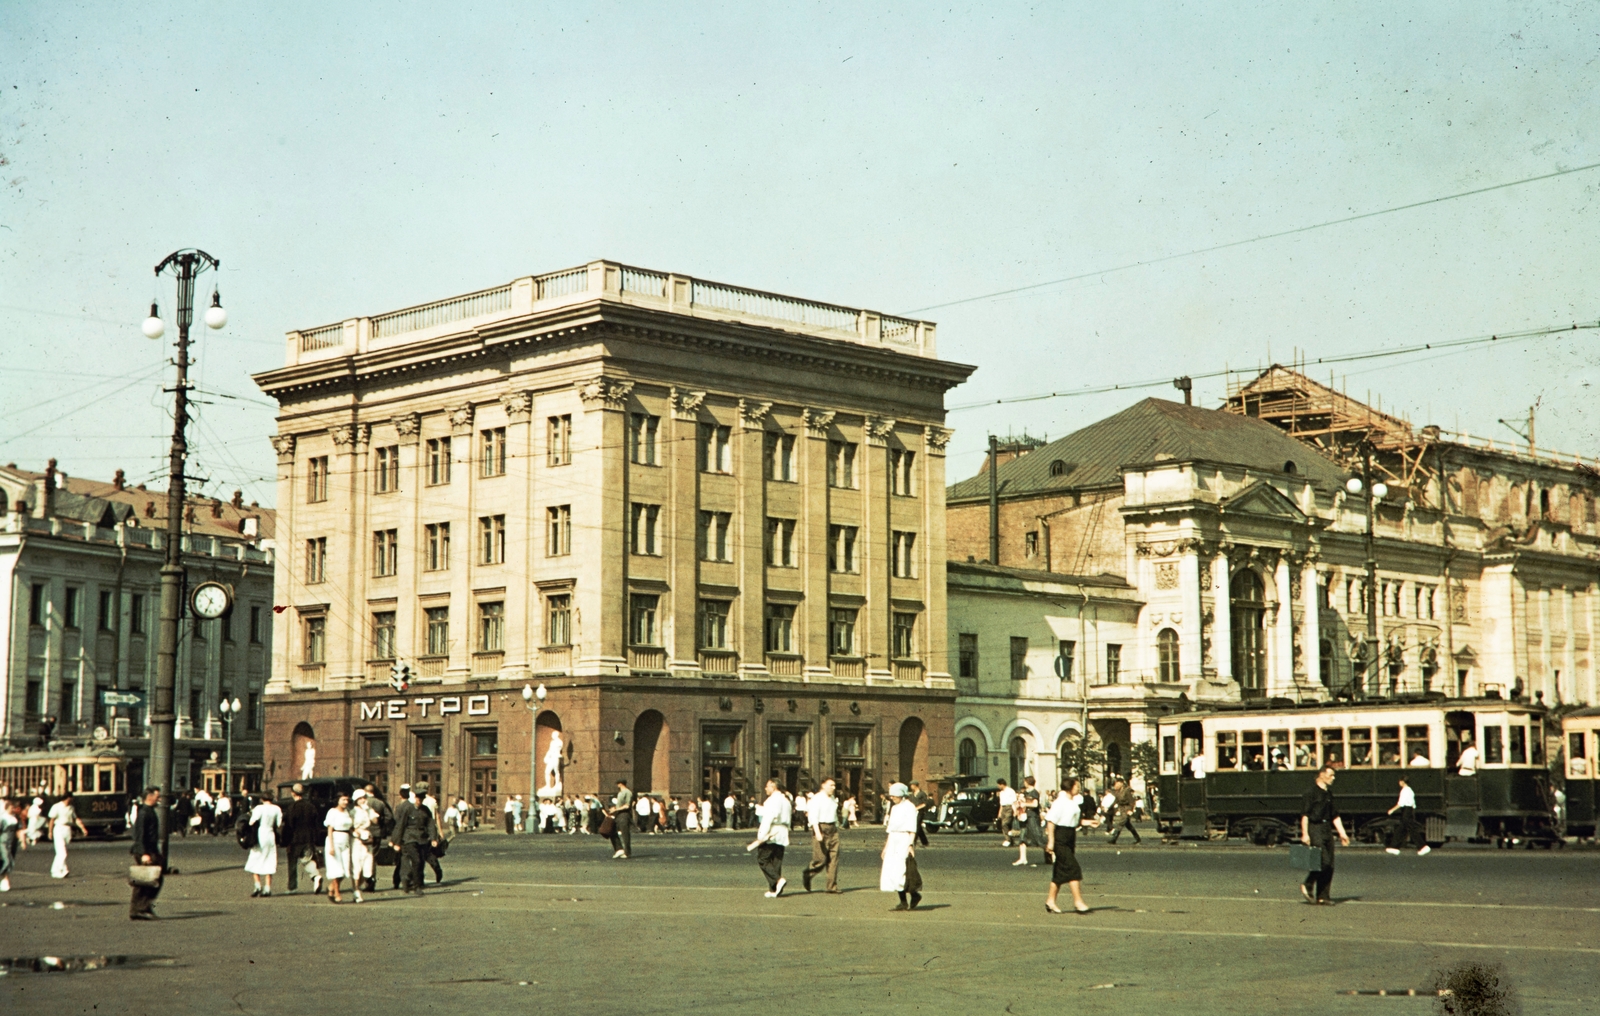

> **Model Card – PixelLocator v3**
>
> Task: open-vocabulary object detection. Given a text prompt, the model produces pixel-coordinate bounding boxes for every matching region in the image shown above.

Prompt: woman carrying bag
[323,793,356,903]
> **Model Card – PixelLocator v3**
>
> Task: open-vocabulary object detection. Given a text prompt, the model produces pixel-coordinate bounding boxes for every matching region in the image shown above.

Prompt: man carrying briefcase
[1298,765,1350,905]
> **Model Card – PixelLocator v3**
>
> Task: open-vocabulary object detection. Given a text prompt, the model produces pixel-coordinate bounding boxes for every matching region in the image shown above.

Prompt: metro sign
[359,695,491,722]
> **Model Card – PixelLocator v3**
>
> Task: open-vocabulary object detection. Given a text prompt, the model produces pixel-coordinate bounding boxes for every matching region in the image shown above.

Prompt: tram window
[1530,721,1544,766]
[1216,731,1239,770]
[1377,726,1401,766]
[98,766,113,792]
[1348,728,1373,767]
[1509,725,1527,765]
[1161,735,1176,774]
[1241,731,1265,770]
[1571,733,1588,777]
[1294,730,1317,769]
[1404,726,1431,765]
[115,766,125,792]
[1268,730,1290,769]
[1321,729,1345,767]
[1483,725,1504,765]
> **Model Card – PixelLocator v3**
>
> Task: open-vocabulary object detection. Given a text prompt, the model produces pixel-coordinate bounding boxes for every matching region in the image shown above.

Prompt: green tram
[0,746,135,837]
[1561,707,1600,840]
[1155,698,1559,848]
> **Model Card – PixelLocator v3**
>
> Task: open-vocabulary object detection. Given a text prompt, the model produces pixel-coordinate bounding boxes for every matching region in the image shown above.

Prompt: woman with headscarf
[1043,777,1099,914]
[323,792,356,903]
[245,793,283,897]
[879,783,922,911]
[350,790,379,900]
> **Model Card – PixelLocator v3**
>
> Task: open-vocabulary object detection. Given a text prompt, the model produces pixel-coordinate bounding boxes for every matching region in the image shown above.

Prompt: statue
[541,730,564,795]
[300,741,316,780]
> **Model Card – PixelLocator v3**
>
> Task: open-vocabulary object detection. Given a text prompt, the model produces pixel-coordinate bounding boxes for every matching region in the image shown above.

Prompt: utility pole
[1360,446,1381,698]
[144,249,223,864]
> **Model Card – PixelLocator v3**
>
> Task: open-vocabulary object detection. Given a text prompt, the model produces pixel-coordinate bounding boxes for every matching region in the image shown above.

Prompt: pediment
[1219,480,1306,521]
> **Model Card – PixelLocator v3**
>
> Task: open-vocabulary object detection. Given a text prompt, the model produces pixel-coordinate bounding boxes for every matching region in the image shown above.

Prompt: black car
[276,777,369,811]
[929,786,1002,833]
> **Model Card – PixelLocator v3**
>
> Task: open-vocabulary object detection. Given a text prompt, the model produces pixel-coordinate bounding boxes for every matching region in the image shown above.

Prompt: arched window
[958,736,979,776]
[1049,459,1067,477]
[1230,569,1267,695]
[1008,736,1030,786]
[1157,628,1180,683]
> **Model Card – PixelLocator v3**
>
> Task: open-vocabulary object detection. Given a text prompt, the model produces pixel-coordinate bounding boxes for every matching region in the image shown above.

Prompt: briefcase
[128,864,164,888]
[374,845,398,866]
[1288,844,1321,871]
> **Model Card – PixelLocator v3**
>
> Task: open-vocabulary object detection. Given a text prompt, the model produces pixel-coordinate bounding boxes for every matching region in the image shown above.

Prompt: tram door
[1178,721,1208,837]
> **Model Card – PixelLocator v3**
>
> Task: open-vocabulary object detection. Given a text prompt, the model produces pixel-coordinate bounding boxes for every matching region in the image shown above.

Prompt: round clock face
[192,582,231,620]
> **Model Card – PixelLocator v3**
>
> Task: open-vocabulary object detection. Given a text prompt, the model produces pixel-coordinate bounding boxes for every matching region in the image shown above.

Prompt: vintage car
[928,785,1001,833]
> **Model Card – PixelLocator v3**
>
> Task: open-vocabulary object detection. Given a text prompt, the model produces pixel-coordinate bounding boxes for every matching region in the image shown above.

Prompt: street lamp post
[142,249,225,864]
[521,683,547,833]
[217,697,243,794]
[1344,447,1388,700]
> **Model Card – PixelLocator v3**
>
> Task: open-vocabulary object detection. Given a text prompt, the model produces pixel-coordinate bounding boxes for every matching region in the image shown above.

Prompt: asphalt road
[4,824,1597,1014]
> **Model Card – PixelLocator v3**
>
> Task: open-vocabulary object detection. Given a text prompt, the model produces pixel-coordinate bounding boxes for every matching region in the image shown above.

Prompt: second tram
[0,746,135,837]
[1561,707,1600,839]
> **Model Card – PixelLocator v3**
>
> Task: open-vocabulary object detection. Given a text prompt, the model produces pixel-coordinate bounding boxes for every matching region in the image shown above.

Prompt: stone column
[500,391,533,683]
[863,415,896,684]
[1212,544,1233,682]
[1273,554,1294,696]
[575,377,632,675]
[447,403,477,680]
[1302,556,1322,692]
[736,398,773,677]
[266,435,298,694]
[1180,542,1203,680]
[1562,587,1577,704]
[801,408,837,681]
[391,414,421,681]
[923,426,954,687]
[669,388,706,675]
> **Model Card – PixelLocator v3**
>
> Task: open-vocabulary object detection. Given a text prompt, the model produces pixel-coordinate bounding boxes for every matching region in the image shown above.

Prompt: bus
[1155,697,1559,848]
[1561,707,1600,840]
[0,746,135,837]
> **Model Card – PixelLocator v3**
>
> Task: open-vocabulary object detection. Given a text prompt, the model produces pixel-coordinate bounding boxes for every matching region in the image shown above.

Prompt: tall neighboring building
[253,261,974,810]
[0,462,274,792]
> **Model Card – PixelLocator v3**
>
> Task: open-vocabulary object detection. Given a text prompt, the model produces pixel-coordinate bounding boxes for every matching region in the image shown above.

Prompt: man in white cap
[879,783,922,910]
[747,779,791,897]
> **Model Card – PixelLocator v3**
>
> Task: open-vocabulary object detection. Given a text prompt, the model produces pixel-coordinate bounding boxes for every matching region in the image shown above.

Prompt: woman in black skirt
[1044,778,1099,913]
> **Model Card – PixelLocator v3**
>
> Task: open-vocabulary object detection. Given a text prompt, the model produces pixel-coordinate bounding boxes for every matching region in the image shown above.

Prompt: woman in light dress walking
[1043,778,1098,914]
[47,792,87,878]
[245,793,283,897]
[351,790,380,896]
[879,783,923,911]
[323,793,356,903]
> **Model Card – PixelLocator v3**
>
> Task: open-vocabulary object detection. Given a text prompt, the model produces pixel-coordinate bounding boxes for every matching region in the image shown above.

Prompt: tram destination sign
[101,690,146,707]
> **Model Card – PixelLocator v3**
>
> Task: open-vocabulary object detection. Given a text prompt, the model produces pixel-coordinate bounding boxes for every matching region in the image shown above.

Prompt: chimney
[231,489,244,509]
[211,499,223,518]
[242,516,260,538]
[113,469,126,491]
[35,458,57,519]
[145,501,157,518]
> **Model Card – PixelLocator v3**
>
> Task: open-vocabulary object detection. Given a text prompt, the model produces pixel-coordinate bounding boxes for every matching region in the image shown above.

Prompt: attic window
[1049,459,1071,478]
[1283,461,1297,475]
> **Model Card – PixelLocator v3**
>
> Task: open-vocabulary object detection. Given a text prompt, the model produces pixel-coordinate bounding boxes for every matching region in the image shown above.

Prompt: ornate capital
[328,425,355,448]
[924,425,954,454]
[392,413,421,444]
[738,399,773,430]
[270,434,296,462]
[802,408,836,436]
[865,416,897,445]
[448,404,476,433]
[670,387,707,420]
[575,376,634,411]
[500,391,532,421]
[354,423,371,450]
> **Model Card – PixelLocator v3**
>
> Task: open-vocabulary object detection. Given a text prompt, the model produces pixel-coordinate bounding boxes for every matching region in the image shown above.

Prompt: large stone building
[253,261,974,811]
[945,371,1600,788]
[0,462,275,791]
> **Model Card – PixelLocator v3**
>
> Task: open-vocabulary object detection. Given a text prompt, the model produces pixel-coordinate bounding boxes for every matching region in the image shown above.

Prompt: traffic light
[389,661,412,693]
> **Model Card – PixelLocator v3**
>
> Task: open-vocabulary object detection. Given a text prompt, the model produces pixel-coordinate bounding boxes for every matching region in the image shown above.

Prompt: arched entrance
[633,710,669,794]
[898,717,927,784]
[291,722,316,781]
[535,711,564,795]
[1231,569,1267,696]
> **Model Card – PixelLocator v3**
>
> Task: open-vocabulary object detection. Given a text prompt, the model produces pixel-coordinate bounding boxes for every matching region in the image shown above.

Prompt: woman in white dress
[245,794,283,897]
[350,790,379,900]
[698,797,712,833]
[879,783,922,911]
[323,793,355,903]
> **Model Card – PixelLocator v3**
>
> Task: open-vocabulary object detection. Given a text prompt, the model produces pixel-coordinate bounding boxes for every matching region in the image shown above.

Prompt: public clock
[191,581,233,620]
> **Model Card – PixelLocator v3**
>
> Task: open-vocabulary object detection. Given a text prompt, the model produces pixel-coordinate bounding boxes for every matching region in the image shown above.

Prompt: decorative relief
[354,423,371,450]
[329,425,355,447]
[392,413,422,442]
[270,435,296,462]
[924,425,954,453]
[575,376,635,410]
[1154,562,1179,590]
[448,404,476,432]
[802,408,837,436]
[500,391,532,420]
[670,387,707,419]
[1137,538,1198,558]
[738,398,773,429]
[864,415,897,445]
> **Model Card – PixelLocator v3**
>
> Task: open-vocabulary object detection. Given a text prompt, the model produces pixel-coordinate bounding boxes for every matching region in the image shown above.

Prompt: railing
[371,285,513,339]
[698,650,738,675]
[367,660,395,685]
[536,267,590,300]
[766,654,804,678]
[629,646,667,672]
[830,658,865,681]
[620,267,668,298]
[297,664,325,685]
[880,316,919,347]
[1438,429,1592,469]
[416,656,447,679]
[537,646,572,673]
[300,323,344,353]
[472,651,504,675]
[892,660,924,683]
[691,279,860,336]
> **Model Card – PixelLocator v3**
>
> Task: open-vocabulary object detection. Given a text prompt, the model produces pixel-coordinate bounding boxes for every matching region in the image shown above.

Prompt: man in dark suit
[281,783,322,893]
[128,786,163,920]
[389,788,438,894]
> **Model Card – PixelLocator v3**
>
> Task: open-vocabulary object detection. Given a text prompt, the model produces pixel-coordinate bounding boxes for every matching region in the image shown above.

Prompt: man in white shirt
[1456,736,1479,776]
[747,780,792,897]
[723,793,738,831]
[1385,776,1430,855]
[803,778,842,893]
[505,795,523,834]
[995,780,1018,847]
[47,793,87,878]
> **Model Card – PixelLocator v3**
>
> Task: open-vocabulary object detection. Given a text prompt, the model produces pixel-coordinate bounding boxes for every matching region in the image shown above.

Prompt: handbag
[432,836,450,857]
[374,844,398,866]
[128,864,163,888]
[1288,844,1322,871]
[598,814,616,837]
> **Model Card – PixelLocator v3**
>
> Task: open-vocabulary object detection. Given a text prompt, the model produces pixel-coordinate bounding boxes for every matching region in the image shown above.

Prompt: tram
[1154,697,1559,848]
[1561,707,1600,839]
[0,746,135,837]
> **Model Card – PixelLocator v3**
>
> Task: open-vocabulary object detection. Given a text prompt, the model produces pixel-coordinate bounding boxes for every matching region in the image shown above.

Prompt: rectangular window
[828,441,856,489]
[958,633,978,679]
[1483,725,1504,764]
[304,615,326,664]
[545,594,571,646]
[891,448,916,496]
[630,414,660,466]
[63,587,81,629]
[307,456,329,502]
[766,517,796,567]
[699,423,732,473]
[829,608,857,656]
[1377,726,1401,766]
[1216,731,1239,770]
[1058,640,1076,682]
[472,731,498,757]
[1293,729,1317,769]
[892,531,918,578]
[416,731,443,758]
[631,503,662,556]
[478,601,505,652]
[246,691,261,731]
[1404,725,1430,764]
[547,414,572,466]
[24,680,42,717]
[305,537,327,583]
[479,515,506,564]
[833,729,865,759]
[425,523,451,571]
[1321,728,1345,767]
[765,433,796,481]
[480,427,506,477]
[426,437,452,485]
[29,582,45,626]
[130,593,146,635]
[1268,729,1290,768]
[828,524,858,573]
[98,589,115,631]
[425,606,450,656]
[893,612,917,659]
[698,511,732,562]
[374,529,398,577]
[699,599,730,649]
[1106,643,1122,684]
[221,611,234,643]
[630,594,659,646]
[60,680,78,723]
[189,687,202,723]
[1009,636,1028,681]
[1509,725,1527,765]
[373,611,397,660]
[764,603,795,653]
[375,445,401,492]
[365,732,390,760]
[1348,727,1373,766]
[1241,730,1264,770]
[1024,531,1039,558]
[249,605,262,644]
[547,505,572,556]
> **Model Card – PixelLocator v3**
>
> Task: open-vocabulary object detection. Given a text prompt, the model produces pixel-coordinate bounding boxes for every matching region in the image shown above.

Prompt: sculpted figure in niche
[300,741,316,780]
[542,730,564,794]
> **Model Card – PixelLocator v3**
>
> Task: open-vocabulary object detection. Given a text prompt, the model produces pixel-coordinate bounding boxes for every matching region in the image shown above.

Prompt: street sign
[101,690,145,707]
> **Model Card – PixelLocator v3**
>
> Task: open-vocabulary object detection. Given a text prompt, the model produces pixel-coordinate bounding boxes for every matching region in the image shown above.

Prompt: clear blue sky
[3,3,1597,506]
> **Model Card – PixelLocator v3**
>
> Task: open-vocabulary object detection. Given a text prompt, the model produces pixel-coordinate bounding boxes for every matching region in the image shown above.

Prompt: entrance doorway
[414,729,442,795]
[898,717,927,784]
[701,724,743,820]
[633,710,669,794]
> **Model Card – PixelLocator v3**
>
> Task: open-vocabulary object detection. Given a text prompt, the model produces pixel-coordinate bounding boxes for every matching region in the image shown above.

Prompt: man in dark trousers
[608,780,634,859]
[1106,778,1142,845]
[910,782,931,847]
[389,784,410,889]
[1299,765,1350,904]
[281,783,322,894]
[389,788,439,894]
[128,786,163,920]
[362,783,393,892]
